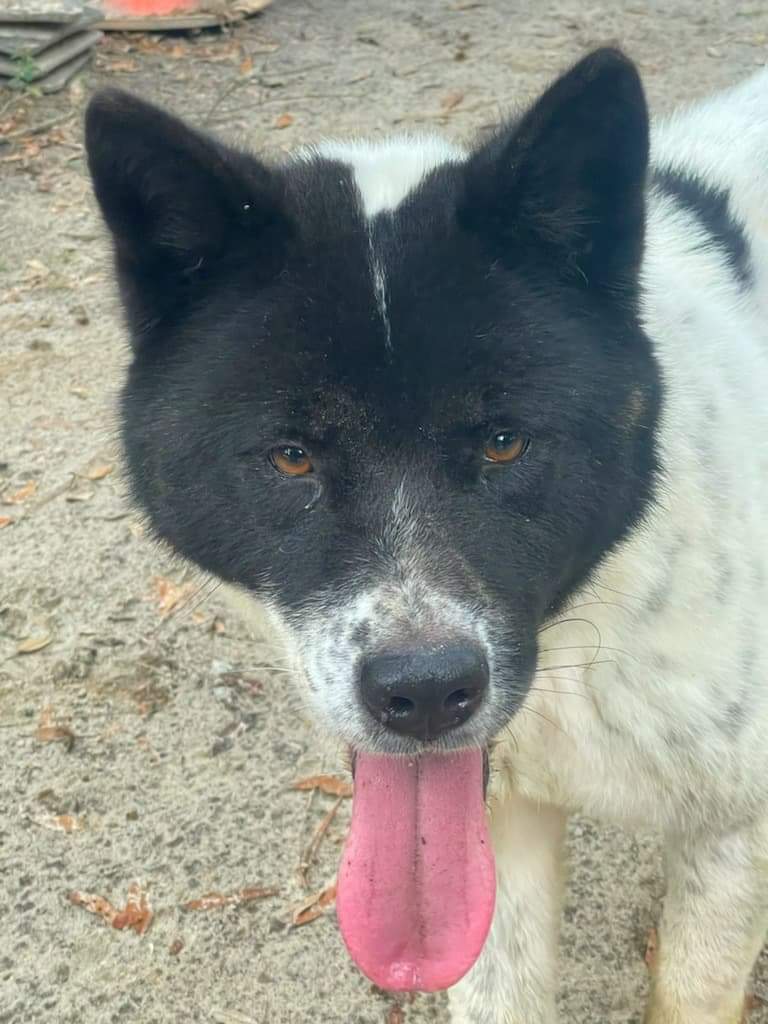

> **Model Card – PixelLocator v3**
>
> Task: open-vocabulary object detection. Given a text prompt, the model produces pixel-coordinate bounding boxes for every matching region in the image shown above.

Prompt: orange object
[106,0,199,14]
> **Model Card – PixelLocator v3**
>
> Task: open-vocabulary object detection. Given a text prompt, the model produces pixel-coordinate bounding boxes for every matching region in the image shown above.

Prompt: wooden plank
[0,29,101,79]
[0,18,98,58]
[38,47,91,92]
[0,1,98,24]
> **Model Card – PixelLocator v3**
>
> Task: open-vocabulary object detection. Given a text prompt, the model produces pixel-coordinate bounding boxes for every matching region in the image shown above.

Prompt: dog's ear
[85,90,286,335]
[461,48,649,294]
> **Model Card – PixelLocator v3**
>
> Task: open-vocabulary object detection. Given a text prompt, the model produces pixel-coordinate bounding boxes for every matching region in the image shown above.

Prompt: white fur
[315,136,466,218]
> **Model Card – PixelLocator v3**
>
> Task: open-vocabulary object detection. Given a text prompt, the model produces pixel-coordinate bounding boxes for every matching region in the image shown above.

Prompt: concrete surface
[2,2,768,1021]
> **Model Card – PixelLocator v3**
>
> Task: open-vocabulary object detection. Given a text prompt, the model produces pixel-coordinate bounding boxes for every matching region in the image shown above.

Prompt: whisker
[518,705,569,738]
[535,657,617,671]
[242,665,295,675]
[529,687,590,700]
[537,616,602,637]
[151,575,221,635]
[531,672,600,693]
[182,578,224,620]
[562,598,632,614]
[584,579,645,603]
[539,643,637,661]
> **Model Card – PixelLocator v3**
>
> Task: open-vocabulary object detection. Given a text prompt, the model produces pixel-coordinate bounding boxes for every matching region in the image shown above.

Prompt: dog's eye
[270,445,313,476]
[483,431,528,464]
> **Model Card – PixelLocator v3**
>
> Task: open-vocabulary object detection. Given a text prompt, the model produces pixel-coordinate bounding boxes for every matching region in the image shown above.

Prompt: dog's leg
[645,823,768,1024]
[448,791,566,1024]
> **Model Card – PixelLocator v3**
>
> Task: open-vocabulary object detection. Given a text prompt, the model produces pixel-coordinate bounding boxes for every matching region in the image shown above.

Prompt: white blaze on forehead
[306,136,466,353]
[316,136,467,219]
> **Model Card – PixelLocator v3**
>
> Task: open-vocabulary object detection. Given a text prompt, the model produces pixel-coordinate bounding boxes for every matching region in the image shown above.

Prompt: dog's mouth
[337,748,495,992]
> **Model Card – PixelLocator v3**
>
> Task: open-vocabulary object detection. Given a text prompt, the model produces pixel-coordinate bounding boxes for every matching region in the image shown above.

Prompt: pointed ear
[461,48,649,293]
[85,90,286,333]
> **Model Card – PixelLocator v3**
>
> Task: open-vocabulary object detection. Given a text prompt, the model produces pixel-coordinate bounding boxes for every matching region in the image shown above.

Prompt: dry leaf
[4,480,37,504]
[182,886,277,912]
[68,882,152,935]
[291,774,352,797]
[113,882,153,934]
[151,576,196,615]
[107,58,138,73]
[0,516,14,528]
[35,813,84,833]
[291,882,337,926]
[18,635,53,655]
[274,113,294,129]
[34,705,74,748]
[387,1006,405,1024]
[67,890,117,925]
[85,462,114,481]
[440,91,464,112]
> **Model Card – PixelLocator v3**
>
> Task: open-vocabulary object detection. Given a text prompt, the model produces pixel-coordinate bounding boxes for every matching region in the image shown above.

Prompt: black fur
[653,167,751,286]
[86,48,662,750]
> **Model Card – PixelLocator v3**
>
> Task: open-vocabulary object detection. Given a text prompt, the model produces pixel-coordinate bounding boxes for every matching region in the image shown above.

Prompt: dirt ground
[3,2,768,1022]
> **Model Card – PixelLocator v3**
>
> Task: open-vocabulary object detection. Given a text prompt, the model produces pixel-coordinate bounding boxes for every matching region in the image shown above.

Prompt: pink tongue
[336,750,495,992]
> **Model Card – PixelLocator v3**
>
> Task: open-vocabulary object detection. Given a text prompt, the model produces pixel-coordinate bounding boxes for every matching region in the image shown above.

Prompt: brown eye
[270,445,313,476]
[483,431,528,464]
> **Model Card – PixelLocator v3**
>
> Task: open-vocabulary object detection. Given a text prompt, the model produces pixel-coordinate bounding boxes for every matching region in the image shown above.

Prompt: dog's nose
[359,645,489,741]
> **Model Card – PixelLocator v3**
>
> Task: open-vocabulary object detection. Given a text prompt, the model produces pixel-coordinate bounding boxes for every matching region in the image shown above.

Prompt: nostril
[387,696,415,717]
[359,645,488,740]
[444,687,479,712]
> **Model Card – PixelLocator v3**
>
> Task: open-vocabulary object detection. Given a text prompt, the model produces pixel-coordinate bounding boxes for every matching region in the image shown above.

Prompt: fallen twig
[297,796,344,888]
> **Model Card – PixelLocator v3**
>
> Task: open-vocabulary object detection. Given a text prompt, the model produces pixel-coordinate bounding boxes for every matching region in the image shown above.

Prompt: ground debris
[17,634,53,655]
[644,927,658,972]
[182,886,278,912]
[150,575,197,616]
[33,813,84,833]
[289,881,337,927]
[34,705,74,748]
[297,795,345,888]
[82,461,114,481]
[3,480,37,504]
[440,90,464,111]
[67,882,152,936]
[291,774,352,797]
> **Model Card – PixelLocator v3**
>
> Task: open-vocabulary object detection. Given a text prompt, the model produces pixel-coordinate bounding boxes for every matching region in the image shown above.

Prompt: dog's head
[86,45,661,991]
[85,47,659,759]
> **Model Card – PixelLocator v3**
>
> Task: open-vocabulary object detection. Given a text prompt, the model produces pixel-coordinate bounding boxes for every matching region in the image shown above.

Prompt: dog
[85,47,768,1023]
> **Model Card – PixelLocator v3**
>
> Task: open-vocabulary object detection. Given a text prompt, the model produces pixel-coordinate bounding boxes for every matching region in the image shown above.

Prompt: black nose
[359,645,489,741]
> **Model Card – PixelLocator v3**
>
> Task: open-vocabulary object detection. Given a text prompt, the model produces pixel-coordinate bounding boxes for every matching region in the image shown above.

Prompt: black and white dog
[86,48,768,1024]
